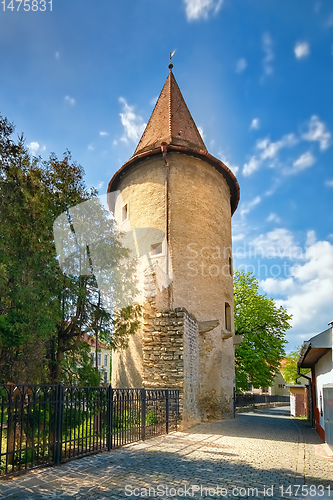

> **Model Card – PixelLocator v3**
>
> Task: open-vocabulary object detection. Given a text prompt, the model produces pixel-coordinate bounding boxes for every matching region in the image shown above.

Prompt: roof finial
[169,49,176,70]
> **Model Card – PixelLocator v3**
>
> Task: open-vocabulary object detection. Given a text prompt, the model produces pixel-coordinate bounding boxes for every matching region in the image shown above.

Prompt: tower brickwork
[108,68,240,426]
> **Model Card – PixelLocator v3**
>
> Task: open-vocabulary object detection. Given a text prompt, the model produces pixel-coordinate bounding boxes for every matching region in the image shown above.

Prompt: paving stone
[0,407,332,499]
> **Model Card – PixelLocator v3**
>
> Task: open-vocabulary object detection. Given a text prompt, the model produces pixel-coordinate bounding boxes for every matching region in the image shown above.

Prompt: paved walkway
[0,407,332,499]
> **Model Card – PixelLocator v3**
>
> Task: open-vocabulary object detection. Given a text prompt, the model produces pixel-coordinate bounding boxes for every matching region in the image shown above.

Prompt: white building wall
[316,349,333,431]
[90,349,111,383]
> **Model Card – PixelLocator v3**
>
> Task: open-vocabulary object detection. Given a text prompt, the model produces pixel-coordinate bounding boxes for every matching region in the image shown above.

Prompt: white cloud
[198,126,205,140]
[250,228,304,260]
[258,235,333,343]
[262,32,274,76]
[150,96,158,106]
[28,141,41,155]
[244,115,330,178]
[99,131,109,137]
[240,195,261,217]
[232,233,245,242]
[236,58,247,73]
[88,144,94,151]
[306,230,316,248]
[260,277,295,295]
[250,118,260,130]
[291,151,316,172]
[242,133,298,177]
[243,156,261,176]
[216,150,238,175]
[267,213,281,224]
[55,51,60,59]
[183,0,223,20]
[325,179,333,187]
[302,115,331,151]
[64,95,75,106]
[119,97,146,143]
[96,181,105,191]
[325,13,333,27]
[228,163,239,175]
[277,241,333,328]
[257,133,298,160]
[294,41,310,59]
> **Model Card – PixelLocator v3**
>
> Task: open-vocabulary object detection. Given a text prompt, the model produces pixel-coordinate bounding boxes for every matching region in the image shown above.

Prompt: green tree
[0,116,58,382]
[61,341,101,386]
[0,114,140,384]
[234,270,292,392]
[280,346,309,384]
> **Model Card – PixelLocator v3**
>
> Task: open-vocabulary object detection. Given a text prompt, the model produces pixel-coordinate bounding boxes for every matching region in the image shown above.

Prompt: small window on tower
[122,204,128,223]
[151,242,163,256]
[225,303,231,331]
[229,256,233,276]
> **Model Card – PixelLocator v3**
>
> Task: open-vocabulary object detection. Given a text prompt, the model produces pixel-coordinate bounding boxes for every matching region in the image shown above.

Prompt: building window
[151,242,162,256]
[104,354,108,367]
[97,353,101,366]
[104,371,108,383]
[229,256,232,276]
[225,303,231,331]
[91,352,95,364]
[122,204,128,223]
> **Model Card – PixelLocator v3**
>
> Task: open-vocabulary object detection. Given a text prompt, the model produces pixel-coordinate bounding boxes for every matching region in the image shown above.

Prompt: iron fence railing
[0,384,179,478]
[235,393,290,409]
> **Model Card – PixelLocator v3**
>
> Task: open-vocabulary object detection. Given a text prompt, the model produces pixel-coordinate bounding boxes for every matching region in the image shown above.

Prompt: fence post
[55,383,64,466]
[141,388,146,441]
[6,385,15,467]
[165,389,169,434]
[107,385,113,451]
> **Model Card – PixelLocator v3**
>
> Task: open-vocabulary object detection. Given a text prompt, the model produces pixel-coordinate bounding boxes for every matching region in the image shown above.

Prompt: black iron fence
[235,393,290,409]
[0,384,179,478]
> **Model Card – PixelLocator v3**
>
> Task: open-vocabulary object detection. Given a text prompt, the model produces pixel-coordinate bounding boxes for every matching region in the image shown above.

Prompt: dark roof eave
[297,341,311,368]
[107,145,240,215]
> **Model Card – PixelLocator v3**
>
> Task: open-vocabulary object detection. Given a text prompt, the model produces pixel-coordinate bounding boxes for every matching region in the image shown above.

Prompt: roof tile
[134,70,207,156]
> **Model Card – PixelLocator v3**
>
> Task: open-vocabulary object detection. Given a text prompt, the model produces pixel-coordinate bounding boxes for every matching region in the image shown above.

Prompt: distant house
[246,369,289,396]
[298,324,333,448]
[83,334,111,384]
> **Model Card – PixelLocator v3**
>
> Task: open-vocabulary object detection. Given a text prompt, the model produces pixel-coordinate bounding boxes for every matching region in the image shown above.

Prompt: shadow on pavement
[0,440,330,499]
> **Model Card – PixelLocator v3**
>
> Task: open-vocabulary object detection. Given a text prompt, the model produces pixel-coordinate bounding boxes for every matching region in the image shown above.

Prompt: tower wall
[111,151,235,423]
[168,152,235,418]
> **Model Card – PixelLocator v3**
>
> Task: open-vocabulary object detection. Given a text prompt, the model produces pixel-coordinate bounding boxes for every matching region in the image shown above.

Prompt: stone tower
[107,66,240,427]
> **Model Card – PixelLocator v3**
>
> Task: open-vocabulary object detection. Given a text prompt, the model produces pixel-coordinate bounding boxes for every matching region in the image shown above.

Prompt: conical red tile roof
[134,69,207,156]
[108,68,240,215]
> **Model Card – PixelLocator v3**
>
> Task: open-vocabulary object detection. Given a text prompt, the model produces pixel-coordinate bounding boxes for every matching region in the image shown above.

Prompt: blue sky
[1,0,333,351]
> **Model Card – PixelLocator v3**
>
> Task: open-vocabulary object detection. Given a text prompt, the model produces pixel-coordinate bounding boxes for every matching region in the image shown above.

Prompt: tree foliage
[0,113,140,384]
[280,346,309,384]
[234,270,292,392]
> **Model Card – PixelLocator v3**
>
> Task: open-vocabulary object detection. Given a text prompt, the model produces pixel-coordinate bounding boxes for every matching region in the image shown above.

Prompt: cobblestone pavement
[0,407,332,500]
